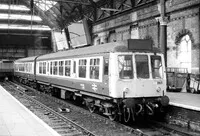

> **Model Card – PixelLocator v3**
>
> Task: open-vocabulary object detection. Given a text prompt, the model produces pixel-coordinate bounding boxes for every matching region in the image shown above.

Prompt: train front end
[109,40,169,121]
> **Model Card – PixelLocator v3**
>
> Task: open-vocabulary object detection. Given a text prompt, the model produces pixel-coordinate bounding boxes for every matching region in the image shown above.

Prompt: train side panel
[14,57,36,82]
[35,54,110,97]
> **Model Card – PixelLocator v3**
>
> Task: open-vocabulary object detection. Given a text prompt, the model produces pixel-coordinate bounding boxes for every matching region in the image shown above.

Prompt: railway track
[2,82,96,136]
[1,81,135,136]
[1,81,200,136]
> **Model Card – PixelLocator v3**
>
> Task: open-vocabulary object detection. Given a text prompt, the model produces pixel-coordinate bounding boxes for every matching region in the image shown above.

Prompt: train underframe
[17,77,169,122]
[83,95,169,122]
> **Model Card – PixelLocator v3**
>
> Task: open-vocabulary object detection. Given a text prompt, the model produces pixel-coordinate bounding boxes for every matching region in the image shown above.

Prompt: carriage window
[39,62,42,74]
[47,62,49,72]
[25,63,27,72]
[118,55,133,79]
[50,62,53,75]
[73,61,76,74]
[43,62,46,74]
[59,61,64,76]
[90,58,100,79]
[19,64,21,71]
[19,64,24,72]
[104,59,109,75]
[151,56,163,78]
[19,64,22,71]
[18,64,20,71]
[28,63,30,73]
[53,61,58,75]
[23,64,25,72]
[65,60,71,76]
[79,59,87,78]
[30,63,33,73]
[135,55,149,78]
[27,63,29,72]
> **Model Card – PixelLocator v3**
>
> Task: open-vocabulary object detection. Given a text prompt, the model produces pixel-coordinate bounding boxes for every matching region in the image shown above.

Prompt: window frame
[89,58,100,80]
[117,55,133,79]
[65,60,71,77]
[135,54,150,79]
[59,61,64,76]
[36,56,103,82]
[151,55,164,79]
[78,59,87,78]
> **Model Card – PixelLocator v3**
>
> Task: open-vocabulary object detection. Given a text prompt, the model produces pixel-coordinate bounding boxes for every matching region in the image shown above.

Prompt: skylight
[0,4,30,11]
[34,0,57,11]
[0,24,51,31]
[0,13,42,22]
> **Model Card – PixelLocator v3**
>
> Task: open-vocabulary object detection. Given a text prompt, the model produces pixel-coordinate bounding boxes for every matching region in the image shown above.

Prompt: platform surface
[167,92,200,111]
[0,85,61,136]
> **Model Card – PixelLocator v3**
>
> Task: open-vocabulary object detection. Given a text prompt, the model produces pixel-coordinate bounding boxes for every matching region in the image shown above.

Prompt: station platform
[167,92,200,132]
[0,85,61,136]
[167,92,200,111]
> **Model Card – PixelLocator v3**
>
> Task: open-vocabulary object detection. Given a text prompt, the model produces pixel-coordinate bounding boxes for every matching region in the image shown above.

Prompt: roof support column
[51,29,57,52]
[157,0,168,66]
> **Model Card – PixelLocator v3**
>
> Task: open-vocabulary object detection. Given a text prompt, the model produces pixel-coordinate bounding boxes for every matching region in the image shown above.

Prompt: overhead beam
[100,8,121,12]
[21,0,59,29]
[34,0,90,5]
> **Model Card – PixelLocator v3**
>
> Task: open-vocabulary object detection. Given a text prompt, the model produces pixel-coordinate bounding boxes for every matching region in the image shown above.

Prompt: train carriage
[14,39,169,122]
[0,59,13,80]
[14,56,37,85]
[36,42,112,98]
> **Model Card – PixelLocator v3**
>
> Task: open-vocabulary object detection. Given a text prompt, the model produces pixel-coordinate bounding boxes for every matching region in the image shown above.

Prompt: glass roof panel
[0,24,51,31]
[34,0,57,11]
[0,13,42,21]
[0,4,29,11]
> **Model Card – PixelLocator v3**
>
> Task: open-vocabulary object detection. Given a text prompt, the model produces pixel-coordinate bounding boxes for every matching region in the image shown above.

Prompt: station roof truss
[0,0,156,30]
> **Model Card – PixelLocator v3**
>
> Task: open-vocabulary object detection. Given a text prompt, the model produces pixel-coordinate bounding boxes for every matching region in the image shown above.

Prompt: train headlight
[156,87,161,92]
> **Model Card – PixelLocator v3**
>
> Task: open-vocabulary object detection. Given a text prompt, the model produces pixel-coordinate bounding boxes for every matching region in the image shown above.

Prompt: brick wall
[92,0,200,73]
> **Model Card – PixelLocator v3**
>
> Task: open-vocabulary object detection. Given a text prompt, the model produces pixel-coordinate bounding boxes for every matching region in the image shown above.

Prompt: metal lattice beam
[34,0,90,5]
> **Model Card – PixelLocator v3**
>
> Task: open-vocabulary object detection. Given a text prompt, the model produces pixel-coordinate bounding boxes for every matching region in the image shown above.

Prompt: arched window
[178,35,191,73]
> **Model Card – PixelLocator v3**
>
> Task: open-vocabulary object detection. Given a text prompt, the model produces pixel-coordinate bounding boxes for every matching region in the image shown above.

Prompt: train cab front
[110,52,170,122]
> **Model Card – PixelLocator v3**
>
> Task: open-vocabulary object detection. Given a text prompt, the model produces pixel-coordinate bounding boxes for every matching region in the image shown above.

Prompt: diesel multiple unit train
[14,39,169,122]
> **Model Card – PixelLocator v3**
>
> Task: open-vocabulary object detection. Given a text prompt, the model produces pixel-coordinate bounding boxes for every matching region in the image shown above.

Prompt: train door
[72,59,77,78]
[103,58,109,85]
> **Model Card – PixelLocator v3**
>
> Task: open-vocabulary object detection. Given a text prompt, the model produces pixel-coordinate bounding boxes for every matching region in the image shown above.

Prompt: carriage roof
[37,39,154,61]
[14,56,37,63]
[37,40,129,61]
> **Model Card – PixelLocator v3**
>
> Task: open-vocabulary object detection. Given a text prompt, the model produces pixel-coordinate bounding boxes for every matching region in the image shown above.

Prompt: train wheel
[86,101,95,113]
[123,106,131,122]
[108,108,117,121]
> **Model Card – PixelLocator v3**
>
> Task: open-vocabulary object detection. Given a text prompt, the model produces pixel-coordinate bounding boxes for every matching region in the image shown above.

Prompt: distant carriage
[14,39,169,122]
[0,59,13,80]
